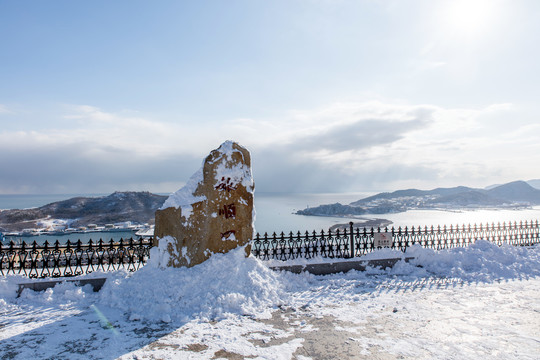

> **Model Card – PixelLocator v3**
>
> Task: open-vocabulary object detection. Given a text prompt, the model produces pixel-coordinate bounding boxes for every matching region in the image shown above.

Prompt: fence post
[349,221,354,258]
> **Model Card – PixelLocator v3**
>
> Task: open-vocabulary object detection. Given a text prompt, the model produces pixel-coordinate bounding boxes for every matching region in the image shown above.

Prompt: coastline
[2,194,540,242]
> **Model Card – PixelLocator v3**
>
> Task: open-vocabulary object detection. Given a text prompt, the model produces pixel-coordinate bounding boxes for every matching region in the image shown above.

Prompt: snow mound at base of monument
[98,246,286,323]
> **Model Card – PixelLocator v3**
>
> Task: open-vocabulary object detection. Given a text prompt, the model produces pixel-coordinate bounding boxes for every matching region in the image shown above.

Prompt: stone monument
[153,141,255,268]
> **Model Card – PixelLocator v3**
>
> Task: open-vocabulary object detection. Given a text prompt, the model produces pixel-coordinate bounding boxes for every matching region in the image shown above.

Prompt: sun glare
[442,0,500,37]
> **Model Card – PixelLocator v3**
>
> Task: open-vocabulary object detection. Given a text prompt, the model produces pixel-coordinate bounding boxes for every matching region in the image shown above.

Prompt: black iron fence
[1,220,539,277]
[0,238,152,278]
[251,220,540,261]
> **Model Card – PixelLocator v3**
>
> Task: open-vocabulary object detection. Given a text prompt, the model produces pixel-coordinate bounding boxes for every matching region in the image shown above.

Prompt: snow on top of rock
[216,140,236,159]
[215,162,253,191]
[160,167,206,213]
[159,140,253,213]
[214,141,254,191]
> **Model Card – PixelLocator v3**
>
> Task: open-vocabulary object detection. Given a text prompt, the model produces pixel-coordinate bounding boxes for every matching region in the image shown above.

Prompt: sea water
[254,192,373,234]
[253,192,540,234]
[1,193,540,242]
[2,230,140,246]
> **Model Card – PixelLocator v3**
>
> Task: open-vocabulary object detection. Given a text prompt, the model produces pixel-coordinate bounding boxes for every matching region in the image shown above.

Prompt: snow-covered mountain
[0,191,167,232]
[297,180,540,217]
[527,178,540,190]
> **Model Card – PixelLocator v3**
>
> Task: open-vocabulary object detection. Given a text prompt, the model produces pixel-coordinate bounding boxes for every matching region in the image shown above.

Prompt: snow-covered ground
[1,241,539,359]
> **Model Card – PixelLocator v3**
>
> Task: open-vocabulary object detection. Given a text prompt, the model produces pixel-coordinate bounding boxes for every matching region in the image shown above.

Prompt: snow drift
[1,241,539,324]
[98,246,285,323]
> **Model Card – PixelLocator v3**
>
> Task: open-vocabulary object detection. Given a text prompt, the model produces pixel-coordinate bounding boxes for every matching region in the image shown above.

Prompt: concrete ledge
[17,278,107,297]
[269,257,415,275]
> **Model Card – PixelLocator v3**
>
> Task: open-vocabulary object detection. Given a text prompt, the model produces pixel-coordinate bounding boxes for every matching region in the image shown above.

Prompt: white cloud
[0,101,537,194]
[243,101,537,191]
[1,105,226,160]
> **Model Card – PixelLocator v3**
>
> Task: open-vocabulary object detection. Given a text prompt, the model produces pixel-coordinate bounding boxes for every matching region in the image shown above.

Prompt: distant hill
[297,180,540,217]
[0,192,167,232]
[527,179,540,190]
[487,180,540,203]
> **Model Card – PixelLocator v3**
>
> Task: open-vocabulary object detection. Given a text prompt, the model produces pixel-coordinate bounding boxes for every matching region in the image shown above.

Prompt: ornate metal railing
[251,220,540,261]
[1,220,539,277]
[0,238,152,278]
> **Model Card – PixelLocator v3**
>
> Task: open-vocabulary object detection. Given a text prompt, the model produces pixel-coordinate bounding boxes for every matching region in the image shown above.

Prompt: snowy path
[1,242,539,359]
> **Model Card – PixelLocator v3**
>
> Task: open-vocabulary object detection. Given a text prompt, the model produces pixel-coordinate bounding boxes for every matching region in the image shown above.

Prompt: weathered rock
[153,141,255,268]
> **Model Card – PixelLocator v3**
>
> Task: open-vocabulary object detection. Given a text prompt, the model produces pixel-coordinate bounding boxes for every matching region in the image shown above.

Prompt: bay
[2,193,540,243]
[254,192,373,234]
[253,192,540,234]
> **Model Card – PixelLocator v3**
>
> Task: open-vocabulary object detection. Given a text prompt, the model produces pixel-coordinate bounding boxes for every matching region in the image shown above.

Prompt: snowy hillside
[298,180,540,217]
[0,241,539,359]
[0,191,167,232]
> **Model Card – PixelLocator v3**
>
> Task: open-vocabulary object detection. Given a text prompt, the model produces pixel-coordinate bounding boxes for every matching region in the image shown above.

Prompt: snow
[222,231,237,241]
[158,140,254,226]
[213,140,254,192]
[1,241,539,359]
[147,235,176,269]
[36,218,74,231]
[159,167,206,218]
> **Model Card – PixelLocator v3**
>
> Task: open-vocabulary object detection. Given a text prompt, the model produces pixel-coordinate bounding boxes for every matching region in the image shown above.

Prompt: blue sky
[1,0,539,194]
